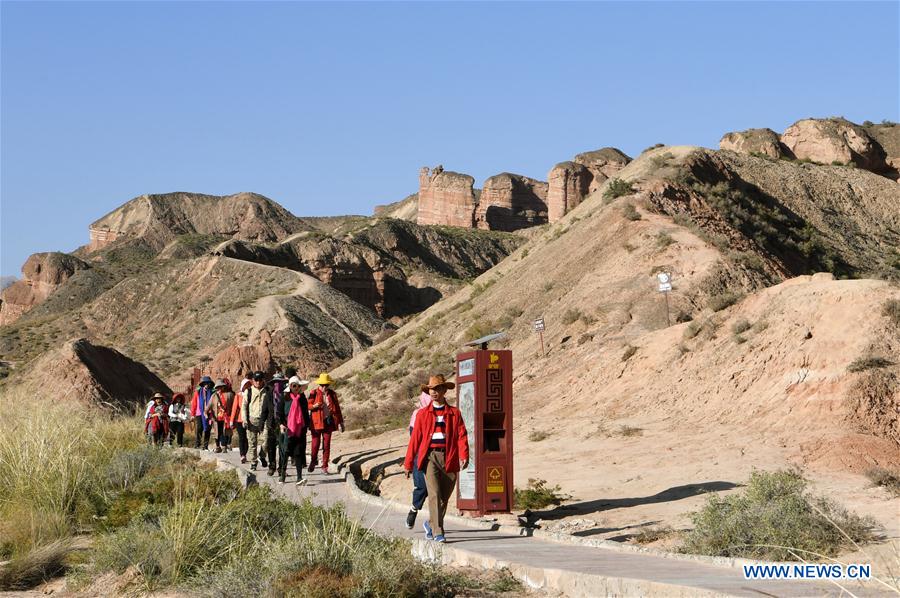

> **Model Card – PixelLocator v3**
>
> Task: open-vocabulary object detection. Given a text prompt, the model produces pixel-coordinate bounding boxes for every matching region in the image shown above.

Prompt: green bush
[681,470,877,560]
[514,479,570,510]
[603,178,635,202]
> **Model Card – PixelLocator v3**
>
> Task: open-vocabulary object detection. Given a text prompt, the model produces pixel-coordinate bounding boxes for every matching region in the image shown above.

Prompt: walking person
[191,376,215,450]
[231,378,250,463]
[308,373,344,475]
[145,393,169,446]
[264,372,288,476]
[168,393,189,447]
[241,371,273,471]
[210,380,235,453]
[404,375,469,543]
[278,376,310,485]
[405,390,432,528]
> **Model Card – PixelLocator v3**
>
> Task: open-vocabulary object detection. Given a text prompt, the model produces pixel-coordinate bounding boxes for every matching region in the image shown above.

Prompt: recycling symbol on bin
[488,467,502,480]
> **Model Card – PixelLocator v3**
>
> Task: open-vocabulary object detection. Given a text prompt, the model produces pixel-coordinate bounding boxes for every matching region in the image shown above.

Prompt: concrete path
[209,450,890,597]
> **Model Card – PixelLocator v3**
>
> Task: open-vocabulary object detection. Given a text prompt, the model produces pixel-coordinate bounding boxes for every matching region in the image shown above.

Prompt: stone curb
[341,469,499,531]
[411,539,727,598]
[340,465,765,571]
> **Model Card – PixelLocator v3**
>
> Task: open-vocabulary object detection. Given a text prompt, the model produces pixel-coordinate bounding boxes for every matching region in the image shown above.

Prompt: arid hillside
[330,145,900,542]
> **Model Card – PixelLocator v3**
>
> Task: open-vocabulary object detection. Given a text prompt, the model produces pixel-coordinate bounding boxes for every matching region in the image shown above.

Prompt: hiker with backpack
[278,376,311,485]
[230,378,250,463]
[241,371,273,471]
[404,374,469,543]
[145,392,169,446]
[404,390,432,529]
[168,393,189,447]
[210,379,235,453]
[307,373,344,475]
[191,376,215,450]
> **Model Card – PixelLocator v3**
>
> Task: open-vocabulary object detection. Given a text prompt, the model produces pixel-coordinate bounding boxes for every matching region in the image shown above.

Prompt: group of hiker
[144,370,343,484]
[144,369,469,542]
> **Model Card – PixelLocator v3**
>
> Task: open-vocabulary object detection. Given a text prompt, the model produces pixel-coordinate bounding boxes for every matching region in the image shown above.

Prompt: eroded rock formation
[781,118,888,172]
[25,338,170,408]
[548,148,631,222]
[475,173,549,231]
[417,167,477,227]
[0,252,91,325]
[719,128,790,159]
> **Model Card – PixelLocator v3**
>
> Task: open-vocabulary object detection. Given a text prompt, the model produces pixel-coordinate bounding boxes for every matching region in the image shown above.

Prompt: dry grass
[865,468,900,497]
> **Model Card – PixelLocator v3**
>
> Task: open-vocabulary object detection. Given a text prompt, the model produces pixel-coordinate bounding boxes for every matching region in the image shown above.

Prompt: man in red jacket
[404,374,469,543]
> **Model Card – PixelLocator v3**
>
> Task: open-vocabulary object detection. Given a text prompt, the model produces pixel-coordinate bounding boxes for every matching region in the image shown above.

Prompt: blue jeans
[412,454,428,510]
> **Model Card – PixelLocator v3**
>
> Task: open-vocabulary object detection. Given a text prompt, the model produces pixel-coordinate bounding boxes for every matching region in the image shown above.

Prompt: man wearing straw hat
[404,374,469,543]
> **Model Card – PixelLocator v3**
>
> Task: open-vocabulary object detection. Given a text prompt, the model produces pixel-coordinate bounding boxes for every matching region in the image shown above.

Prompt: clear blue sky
[2,1,898,277]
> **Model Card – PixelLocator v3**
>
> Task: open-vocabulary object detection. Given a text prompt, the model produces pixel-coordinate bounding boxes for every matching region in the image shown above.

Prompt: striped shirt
[430,404,447,449]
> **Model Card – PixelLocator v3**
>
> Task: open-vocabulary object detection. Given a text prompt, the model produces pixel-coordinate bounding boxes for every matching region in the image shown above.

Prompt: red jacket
[404,402,469,473]
[308,388,343,431]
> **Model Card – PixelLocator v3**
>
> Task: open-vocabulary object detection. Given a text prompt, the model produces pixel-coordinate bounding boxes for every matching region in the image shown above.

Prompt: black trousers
[169,421,184,446]
[279,432,307,480]
[234,422,249,456]
[194,416,211,448]
[215,421,231,448]
[265,426,283,471]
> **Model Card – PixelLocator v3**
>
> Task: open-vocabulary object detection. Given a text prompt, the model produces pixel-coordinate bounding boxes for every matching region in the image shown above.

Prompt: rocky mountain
[213,218,522,319]
[0,190,520,392]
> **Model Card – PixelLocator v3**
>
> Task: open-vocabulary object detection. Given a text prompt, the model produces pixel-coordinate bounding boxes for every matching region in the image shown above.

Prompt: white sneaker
[296,478,308,487]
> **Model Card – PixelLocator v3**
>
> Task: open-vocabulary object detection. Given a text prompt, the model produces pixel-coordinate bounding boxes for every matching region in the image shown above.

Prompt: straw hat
[420,374,455,392]
[151,392,166,400]
[315,372,334,385]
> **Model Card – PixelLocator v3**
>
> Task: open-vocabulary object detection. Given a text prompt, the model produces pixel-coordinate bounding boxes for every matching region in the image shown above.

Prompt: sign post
[657,272,673,326]
[533,317,545,356]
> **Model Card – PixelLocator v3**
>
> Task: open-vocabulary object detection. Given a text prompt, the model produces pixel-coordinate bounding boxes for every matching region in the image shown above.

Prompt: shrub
[656,231,675,249]
[0,540,73,591]
[642,143,665,153]
[622,345,638,362]
[882,299,900,328]
[847,356,895,373]
[528,430,550,442]
[617,425,643,437]
[514,479,570,510]
[708,292,742,312]
[865,468,900,497]
[603,178,635,202]
[634,526,674,544]
[622,204,642,221]
[681,469,877,560]
[561,308,582,325]
[731,319,752,335]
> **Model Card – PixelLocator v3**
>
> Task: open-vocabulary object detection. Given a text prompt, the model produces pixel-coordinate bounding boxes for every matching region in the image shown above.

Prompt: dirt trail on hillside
[238,261,365,357]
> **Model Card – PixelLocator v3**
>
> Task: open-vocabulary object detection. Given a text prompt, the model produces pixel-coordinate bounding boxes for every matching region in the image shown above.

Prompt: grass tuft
[514,479,570,510]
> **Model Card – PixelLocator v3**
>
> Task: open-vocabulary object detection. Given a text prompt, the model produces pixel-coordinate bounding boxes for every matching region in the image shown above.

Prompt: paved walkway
[210,450,890,597]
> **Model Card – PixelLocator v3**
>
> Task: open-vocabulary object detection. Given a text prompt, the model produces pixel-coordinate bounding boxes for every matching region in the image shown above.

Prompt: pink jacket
[409,392,432,432]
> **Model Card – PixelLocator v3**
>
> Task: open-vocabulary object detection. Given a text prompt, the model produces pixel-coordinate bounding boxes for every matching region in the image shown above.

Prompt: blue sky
[2,1,898,277]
